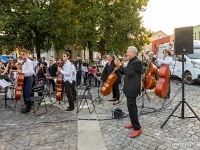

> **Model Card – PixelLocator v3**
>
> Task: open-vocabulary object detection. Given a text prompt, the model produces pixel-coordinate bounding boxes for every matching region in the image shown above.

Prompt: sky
[141,0,200,35]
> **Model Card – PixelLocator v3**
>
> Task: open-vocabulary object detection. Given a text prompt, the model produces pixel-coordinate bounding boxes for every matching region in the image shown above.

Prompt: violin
[100,67,118,96]
[56,61,64,101]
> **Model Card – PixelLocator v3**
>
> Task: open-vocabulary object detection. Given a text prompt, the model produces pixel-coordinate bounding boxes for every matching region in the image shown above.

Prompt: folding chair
[29,85,48,117]
[76,85,96,114]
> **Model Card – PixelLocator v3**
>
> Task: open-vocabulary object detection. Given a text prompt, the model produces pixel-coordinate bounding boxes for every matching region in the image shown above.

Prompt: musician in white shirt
[157,49,173,99]
[70,60,77,102]
[57,52,74,111]
[18,49,34,113]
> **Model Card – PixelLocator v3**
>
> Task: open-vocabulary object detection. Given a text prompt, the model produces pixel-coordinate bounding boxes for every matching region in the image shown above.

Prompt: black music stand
[0,75,14,110]
[92,74,104,105]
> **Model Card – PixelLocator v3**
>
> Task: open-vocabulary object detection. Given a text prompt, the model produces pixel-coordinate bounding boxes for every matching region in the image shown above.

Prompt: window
[193,33,196,40]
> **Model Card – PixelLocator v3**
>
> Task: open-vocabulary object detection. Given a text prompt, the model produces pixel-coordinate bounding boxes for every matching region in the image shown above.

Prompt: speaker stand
[161,54,200,129]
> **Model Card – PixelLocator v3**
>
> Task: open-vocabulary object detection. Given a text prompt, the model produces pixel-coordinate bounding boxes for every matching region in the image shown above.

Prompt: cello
[56,61,63,101]
[100,67,118,96]
[14,62,24,100]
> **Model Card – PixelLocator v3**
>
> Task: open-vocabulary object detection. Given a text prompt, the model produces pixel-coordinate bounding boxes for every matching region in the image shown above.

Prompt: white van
[157,40,200,84]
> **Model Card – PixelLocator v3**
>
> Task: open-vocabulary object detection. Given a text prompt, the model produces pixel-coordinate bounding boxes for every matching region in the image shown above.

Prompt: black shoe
[165,95,170,99]
[66,108,74,111]
[20,108,30,114]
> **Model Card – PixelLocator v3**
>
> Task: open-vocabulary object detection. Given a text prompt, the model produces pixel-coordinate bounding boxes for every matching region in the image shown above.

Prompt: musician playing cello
[18,49,34,113]
[57,52,74,111]
[101,54,121,105]
[157,49,173,99]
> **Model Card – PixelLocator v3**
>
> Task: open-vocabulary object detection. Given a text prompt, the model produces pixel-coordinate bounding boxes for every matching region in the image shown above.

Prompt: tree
[69,0,152,57]
[0,0,71,58]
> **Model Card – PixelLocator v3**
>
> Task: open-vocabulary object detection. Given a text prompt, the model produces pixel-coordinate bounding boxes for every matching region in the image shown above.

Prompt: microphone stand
[92,73,104,105]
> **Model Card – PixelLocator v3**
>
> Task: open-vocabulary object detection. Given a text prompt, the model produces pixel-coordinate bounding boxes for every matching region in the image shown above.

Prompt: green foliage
[0,0,151,57]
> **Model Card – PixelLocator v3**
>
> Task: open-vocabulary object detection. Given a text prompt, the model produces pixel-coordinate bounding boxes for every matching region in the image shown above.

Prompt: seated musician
[101,54,121,105]
[157,49,173,99]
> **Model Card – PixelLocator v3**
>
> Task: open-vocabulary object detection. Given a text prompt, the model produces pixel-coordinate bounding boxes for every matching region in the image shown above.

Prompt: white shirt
[60,60,72,83]
[71,65,76,81]
[22,58,34,77]
[158,56,173,68]
[32,60,38,69]
[101,60,108,68]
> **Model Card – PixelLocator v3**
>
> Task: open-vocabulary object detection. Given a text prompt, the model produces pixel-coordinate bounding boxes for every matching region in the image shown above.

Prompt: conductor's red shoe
[125,124,134,129]
[129,128,142,138]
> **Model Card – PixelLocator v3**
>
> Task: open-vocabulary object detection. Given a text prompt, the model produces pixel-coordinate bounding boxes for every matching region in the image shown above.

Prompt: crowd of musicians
[0,45,173,138]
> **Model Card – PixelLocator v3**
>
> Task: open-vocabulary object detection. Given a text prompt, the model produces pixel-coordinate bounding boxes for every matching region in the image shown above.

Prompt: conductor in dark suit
[115,46,142,138]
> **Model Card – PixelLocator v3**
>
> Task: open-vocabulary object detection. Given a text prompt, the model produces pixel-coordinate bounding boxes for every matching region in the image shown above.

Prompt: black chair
[76,85,96,114]
[29,85,48,117]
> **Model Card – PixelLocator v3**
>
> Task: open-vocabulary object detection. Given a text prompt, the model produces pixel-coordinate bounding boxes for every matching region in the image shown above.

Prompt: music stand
[92,74,104,105]
[0,75,14,110]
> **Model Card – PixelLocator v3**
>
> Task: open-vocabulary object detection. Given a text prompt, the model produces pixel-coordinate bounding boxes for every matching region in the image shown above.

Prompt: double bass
[142,62,158,89]
[155,48,172,98]
[100,67,118,96]
[56,61,63,101]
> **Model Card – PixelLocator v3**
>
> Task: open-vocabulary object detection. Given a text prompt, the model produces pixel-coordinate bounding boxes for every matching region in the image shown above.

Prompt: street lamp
[127,31,135,46]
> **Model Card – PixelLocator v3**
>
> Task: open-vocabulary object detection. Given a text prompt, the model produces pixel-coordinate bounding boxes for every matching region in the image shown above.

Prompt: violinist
[101,54,121,105]
[157,49,173,99]
[18,49,34,113]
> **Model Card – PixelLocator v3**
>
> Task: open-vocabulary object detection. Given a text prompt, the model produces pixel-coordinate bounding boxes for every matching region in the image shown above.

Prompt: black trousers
[64,81,74,109]
[50,79,56,91]
[112,80,120,100]
[23,76,33,110]
[84,72,88,85]
[127,97,141,130]
[76,71,82,85]
[72,80,77,100]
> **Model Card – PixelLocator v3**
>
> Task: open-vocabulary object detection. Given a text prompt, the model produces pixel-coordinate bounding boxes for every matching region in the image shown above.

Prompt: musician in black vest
[115,46,142,138]
[101,54,121,105]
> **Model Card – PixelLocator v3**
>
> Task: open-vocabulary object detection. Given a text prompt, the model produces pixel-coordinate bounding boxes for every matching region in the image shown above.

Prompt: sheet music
[0,79,11,88]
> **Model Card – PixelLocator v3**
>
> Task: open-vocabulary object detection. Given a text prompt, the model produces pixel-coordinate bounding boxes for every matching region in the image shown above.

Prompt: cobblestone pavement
[0,79,200,150]
[0,94,77,150]
[97,79,200,150]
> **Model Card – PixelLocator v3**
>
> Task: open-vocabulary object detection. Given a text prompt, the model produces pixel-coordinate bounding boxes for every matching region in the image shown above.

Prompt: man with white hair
[115,46,142,138]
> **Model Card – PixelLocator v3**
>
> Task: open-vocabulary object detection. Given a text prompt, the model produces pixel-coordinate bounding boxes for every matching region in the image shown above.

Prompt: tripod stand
[92,74,104,105]
[161,54,200,129]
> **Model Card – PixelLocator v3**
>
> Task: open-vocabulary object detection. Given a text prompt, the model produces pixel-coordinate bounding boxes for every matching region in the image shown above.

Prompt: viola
[100,67,118,96]
[56,63,63,101]
[142,62,158,89]
[155,64,170,98]
[14,72,24,100]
